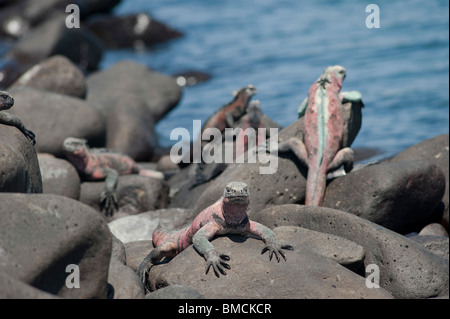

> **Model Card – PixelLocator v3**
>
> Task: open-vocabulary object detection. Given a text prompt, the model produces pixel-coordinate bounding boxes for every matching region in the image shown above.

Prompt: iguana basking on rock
[278,66,354,206]
[138,181,293,282]
[200,84,257,143]
[62,137,163,216]
[0,91,36,145]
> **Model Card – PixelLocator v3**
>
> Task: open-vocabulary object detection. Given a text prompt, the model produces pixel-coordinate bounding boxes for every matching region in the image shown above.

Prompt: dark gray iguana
[137,181,293,284]
[0,91,36,145]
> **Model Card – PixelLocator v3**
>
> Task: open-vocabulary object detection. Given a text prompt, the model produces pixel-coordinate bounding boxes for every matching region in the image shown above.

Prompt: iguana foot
[137,259,152,287]
[24,128,36,145]
[100,190,118,216]
[204,250,231,277]
[261,239,294,262]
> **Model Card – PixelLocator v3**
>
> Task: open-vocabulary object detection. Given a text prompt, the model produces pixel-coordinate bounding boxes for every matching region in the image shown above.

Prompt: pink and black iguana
[0,91,36,145]
[63,137,163,216]
[200,84,257,145]
[138,181,293,282]
[277,65,354,206]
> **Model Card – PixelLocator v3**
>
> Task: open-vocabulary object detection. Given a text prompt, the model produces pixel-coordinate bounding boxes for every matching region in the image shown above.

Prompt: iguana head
[232,84,258,99]
[223,181,249,204]
[319,65,346,89]
[0,91,14,111]
[62,137,89,156]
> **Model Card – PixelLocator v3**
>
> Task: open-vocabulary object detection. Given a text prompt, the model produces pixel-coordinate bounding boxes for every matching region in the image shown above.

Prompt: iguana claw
[205,250,231,277]
[24,129,36,145]
[261,240,294,262]
[100,191,118,216]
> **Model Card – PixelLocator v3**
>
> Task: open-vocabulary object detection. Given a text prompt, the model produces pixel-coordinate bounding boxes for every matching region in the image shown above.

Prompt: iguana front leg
[193,223,230,277]
[0,112,36,145]
[248,221,293,262]
[99,168,119,216]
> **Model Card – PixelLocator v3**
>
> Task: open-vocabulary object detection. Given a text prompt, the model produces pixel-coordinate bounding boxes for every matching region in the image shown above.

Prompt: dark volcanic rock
[0,124,42,193]
[87,60,182,122]
[79,175,169,222]
[86,13,183,49]
[10,55,87,98]
[9,14,104,71]
[8,86,105,156]
[37,154,80,200]
[0,58,24,90]
[189,153,307,216]
[104,93,158,161]
[0,193,112,298]
[145,285,204,299]
[251,204,449,299]
[147,235,393,299]
[108,208,191,244]
[322,160,446,234]
[388,134,449,230]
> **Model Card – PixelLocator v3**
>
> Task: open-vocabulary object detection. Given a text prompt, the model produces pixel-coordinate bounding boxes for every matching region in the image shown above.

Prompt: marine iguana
[200,84,257,143]
[0,91,36,145]
[235,99,267,159]
[62,137,164,216]
[278,66,354,206]
[137,181,293,282]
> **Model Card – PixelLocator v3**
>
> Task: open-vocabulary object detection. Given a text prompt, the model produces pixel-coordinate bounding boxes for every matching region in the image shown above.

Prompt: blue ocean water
[3,0,449,159]
[101,0,449,158]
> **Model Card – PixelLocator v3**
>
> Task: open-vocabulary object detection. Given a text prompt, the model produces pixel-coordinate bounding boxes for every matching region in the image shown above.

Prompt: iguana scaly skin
[235,100,266,158]
[279,66,354,206]
[201,85,257,141]
[0,91,36,145]
[62,137,163,216]
[138,182,293,282]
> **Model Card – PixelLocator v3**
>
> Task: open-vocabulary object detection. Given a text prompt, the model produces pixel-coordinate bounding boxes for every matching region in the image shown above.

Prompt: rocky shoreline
[1,0,449,299]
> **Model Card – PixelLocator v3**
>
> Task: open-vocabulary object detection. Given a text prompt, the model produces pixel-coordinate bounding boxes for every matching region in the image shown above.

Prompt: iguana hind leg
[137,242,178,288]
[327,147,354,173]
[277,137,309,169]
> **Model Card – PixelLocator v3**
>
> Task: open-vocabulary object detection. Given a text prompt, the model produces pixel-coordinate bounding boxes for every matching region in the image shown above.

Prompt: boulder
[273,226,365,272]
[0,272,59,299]
[108,208,191,244]
[87,60,182,123]
[10,55,87,98]
[123,240,153,272]
[0,57,24,90]
[108,257,145,299]
[189,153,307,215]
[251,204,449,298]
[9,14,104,71]
[86,13,183,49]
[388,134,449,230]
[145,285,204,299]
[419,223,449,237]
[0,193,112,298]
[322,160,446,234]
[104,93,158,161]
[38,154,80,199]
[147,235,393,299]
[0,124,42,193]
[79,175,169,222]
[409,235,449,260]
[7,86,105,156]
